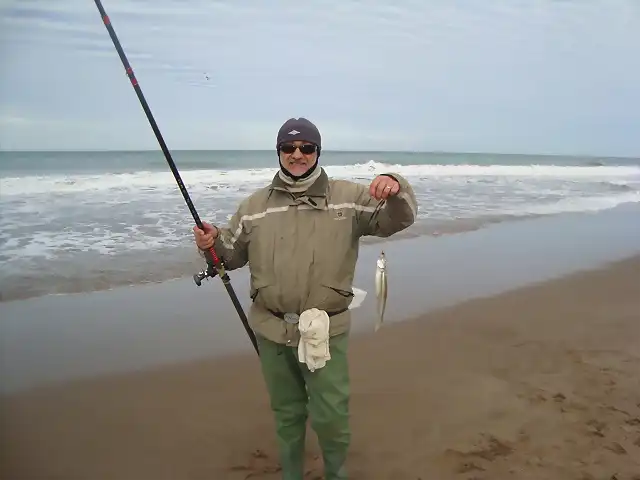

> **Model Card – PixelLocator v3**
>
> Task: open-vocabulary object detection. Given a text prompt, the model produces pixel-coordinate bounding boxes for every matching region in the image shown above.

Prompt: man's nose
[292,147,303,159]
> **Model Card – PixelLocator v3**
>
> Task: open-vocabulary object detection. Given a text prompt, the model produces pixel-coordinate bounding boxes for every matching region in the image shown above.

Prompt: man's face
[279,141,318,177]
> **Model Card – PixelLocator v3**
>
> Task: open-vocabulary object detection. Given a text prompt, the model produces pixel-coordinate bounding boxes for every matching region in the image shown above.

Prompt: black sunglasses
[279,143,317,155]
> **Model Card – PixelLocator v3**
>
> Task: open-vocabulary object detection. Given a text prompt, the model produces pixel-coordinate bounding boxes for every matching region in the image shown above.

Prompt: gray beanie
[276,117,322,150]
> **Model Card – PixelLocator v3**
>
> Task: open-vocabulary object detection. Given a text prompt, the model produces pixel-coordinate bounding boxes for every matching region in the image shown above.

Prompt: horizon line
[0,148,637,159]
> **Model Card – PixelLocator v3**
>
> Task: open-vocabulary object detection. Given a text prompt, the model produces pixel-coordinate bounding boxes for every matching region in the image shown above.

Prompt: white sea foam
[503,191,640,217]
[1,160,639,196]
[1,160,639,272]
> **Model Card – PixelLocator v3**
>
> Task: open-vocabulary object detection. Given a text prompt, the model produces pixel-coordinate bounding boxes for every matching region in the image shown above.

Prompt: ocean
[1,149,639,302]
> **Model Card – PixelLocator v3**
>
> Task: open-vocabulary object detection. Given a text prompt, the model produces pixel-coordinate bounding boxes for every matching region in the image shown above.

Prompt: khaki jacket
[208,168,418,346]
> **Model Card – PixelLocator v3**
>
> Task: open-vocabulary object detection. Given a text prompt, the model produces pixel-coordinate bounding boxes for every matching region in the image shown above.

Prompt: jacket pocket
[319,282,355,312]
[250,276,272,302]
[326,285,354,298]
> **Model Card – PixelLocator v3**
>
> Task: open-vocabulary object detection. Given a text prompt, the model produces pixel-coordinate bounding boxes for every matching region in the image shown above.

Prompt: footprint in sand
[443,433,514,474]
[228,449,282,478]
[228,450,325,479]
[586,419,607,437]
[456,461,486,473]
[604,442,627,455]
[624,417,640,426]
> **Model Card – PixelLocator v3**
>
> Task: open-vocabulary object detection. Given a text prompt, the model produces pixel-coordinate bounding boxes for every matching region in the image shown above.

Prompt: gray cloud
[1,0,638,155]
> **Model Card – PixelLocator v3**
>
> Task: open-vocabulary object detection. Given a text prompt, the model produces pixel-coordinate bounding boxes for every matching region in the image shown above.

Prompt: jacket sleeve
[198,198,250,271]
[355,173,418,238]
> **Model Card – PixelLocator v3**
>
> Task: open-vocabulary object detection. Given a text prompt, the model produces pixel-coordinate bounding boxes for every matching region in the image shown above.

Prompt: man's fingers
[370,176,401,200]
[193,222,216,236]
[380,180,397,199]
[193,222,216,252]
[370,177,383,199]
[369,177,382,197]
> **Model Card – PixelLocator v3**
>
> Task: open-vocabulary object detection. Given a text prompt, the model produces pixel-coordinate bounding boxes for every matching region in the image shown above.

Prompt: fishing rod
[93,0,259,355]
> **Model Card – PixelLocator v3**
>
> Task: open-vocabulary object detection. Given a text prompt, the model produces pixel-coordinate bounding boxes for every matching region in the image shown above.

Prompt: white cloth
[297,308,331,372]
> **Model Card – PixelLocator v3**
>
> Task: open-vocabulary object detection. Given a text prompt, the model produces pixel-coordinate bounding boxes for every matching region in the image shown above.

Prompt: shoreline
[0,152,640,303]
[1,255,638,479]
[0,213,498,304]
[2,253,638,397]
[1,203,639,305]
[0,210,591,304]
[1,204,639,395]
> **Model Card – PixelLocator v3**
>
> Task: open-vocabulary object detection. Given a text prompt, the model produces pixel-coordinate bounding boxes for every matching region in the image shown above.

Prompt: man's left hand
[369,175,400,200]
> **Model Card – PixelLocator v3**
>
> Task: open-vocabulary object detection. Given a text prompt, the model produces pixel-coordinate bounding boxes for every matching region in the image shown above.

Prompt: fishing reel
[193,263,219,286]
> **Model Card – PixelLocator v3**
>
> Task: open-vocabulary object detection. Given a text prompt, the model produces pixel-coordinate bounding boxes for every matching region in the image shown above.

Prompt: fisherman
[193,117,417,480]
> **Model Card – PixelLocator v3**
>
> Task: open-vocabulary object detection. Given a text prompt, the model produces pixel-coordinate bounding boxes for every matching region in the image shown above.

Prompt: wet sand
[3,204,640,395]
[1,255,639,479]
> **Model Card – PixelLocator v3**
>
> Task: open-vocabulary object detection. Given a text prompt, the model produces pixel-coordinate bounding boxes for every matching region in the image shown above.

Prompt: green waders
[256,333,350,480]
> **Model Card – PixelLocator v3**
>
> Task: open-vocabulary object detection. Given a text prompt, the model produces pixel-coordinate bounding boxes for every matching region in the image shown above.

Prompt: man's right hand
[193,221,218,250]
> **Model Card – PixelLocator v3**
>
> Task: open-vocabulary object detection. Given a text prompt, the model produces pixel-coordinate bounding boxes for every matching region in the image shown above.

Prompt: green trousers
[256,333,350,480]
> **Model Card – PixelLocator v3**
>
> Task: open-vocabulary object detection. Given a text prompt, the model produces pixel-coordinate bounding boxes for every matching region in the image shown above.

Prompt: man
[193,117,417,479]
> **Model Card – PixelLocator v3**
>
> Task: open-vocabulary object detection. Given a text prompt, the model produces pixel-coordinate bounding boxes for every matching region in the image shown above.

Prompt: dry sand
[1,256,639,480]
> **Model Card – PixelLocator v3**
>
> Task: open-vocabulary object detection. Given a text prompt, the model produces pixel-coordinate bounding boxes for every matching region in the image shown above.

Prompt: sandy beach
[1,253,639,479]
[3,2,640,478]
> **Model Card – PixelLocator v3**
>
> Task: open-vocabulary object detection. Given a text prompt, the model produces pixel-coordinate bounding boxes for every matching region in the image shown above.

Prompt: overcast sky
[1,0,638,155]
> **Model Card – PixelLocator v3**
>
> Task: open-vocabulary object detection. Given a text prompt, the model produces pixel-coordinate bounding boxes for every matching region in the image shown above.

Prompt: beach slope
[1,256,639,479]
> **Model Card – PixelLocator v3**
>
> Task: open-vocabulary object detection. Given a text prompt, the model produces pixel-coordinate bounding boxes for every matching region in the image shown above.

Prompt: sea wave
[502,191,640,216]
[1,160,639,196]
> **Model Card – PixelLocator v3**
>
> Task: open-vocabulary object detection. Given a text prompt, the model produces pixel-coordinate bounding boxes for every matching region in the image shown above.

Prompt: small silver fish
[374,250,388,332]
